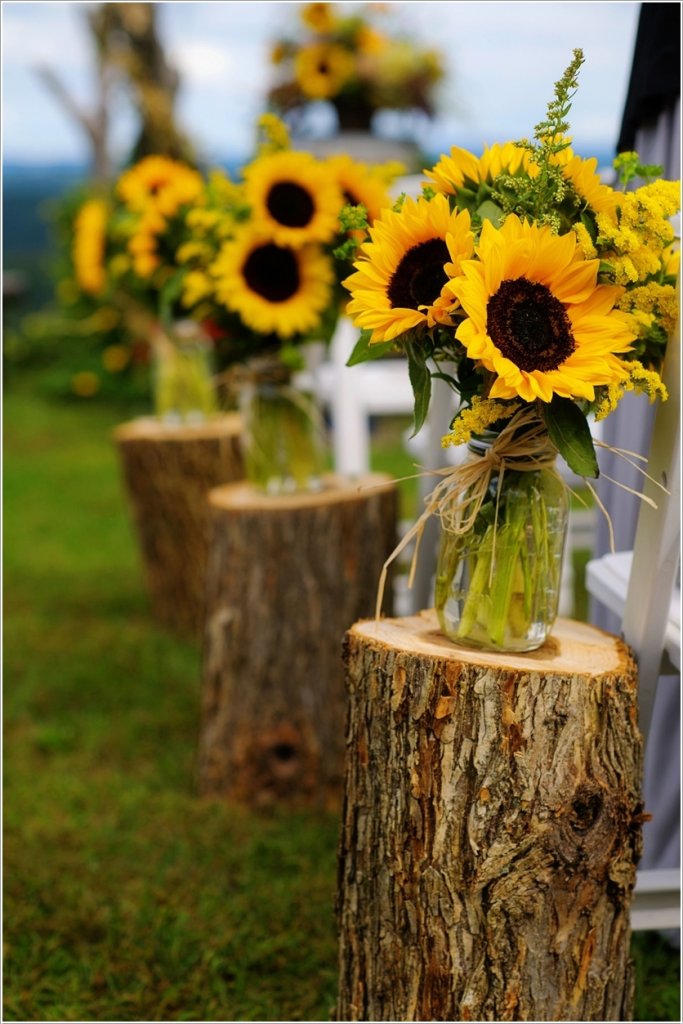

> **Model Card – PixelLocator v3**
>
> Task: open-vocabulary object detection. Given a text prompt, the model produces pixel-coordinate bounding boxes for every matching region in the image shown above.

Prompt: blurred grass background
[4,370,680,1022]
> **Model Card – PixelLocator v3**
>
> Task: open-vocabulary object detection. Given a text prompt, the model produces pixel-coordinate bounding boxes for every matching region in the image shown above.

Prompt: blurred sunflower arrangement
[6,186,147,403]
[57,114,401,420]
[343,49,680,650]
[174,113,400,378]
[62,154,215,417]
[158,112,402,487]
[267,2,443,136]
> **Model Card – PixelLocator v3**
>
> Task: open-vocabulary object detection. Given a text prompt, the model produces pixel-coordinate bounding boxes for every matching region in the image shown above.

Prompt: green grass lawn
[4,374,680,1022]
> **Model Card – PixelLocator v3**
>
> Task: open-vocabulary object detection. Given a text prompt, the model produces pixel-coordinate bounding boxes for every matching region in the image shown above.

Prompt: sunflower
[117,156,203,218]
[560,153,620,217]
[294,42,355,100]
[73,198,108,295]
[126,208,167,278]
[425,143,530,195]
[447,215,634,403]
[300,2,336,33]
[211,227,334,338]
[343,193,474,342]
[325,155,393,226]
[244,150,343,248]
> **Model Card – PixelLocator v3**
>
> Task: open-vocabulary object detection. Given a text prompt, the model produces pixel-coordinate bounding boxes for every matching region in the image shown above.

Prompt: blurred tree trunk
[36,1,194,180]
[106,2,195,166]
[35,5,116,180]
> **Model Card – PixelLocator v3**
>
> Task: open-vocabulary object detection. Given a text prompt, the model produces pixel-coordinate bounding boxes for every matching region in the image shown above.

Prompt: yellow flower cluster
[572,221,597,259]
[73,198,108,295]
[594,360,668,421]
[127,209,166,278]
[618,281,679,336]
[117,156,204,280]
[182,270,215,308]
[256,112,291,154]
[441,398,521,447]
[597,180,680,285]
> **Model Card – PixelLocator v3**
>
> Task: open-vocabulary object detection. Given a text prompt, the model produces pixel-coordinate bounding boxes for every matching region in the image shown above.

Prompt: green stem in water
[487,516,525,646]
[457,525,494,639]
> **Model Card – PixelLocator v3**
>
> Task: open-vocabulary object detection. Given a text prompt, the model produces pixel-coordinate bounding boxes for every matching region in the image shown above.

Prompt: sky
[2,1,642,167]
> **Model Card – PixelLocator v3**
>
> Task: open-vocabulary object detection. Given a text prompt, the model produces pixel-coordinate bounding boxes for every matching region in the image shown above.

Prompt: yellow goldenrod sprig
[594,360,668,421]
[256,113,291,155]
[442,397,522,447]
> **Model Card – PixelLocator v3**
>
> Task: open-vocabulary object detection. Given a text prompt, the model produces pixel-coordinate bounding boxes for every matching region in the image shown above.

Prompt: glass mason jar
[152,320,217,425]
[238,363,328,495]
[434,433,569,653]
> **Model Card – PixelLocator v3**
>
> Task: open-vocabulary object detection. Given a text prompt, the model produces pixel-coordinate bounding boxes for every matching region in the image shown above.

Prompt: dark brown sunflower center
[243,244,300,303]
[343,189,359,206]
[486,277,575,372]
[266,181,315,228]
[387,238,450,310]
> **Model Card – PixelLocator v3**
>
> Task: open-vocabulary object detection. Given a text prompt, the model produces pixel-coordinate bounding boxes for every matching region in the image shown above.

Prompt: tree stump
[113,415,243,638]
[198,473,398,807]
[337,610,644,1022]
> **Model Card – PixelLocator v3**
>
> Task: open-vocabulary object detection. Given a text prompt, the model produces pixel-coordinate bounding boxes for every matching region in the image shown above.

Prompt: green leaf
[477,199,504,227]
[579,210,598,244]
[542,396,599,478]
[346,329,395,366]
[158,270,187,327]
[407,345,432,436]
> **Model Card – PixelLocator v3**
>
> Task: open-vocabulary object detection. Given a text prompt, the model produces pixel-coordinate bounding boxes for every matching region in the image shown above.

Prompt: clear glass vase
[434,437,569,653]
[239,366,328,495]
[152,320,217,425]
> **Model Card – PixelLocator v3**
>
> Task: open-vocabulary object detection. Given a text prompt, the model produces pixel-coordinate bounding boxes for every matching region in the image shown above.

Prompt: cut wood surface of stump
[114,414,243,638]
[198,473,398,807]
[337,610,644,1023]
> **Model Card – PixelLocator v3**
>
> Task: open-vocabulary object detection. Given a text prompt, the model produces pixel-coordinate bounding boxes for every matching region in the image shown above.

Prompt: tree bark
[197,474,398,807]
[337,611,644,1022]
[113,415,243,638]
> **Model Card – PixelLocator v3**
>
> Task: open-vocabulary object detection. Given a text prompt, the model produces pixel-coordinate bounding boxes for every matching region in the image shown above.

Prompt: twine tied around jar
[373,404,667,620]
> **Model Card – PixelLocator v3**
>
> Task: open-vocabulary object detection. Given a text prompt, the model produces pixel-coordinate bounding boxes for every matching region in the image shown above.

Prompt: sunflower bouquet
[64,153,219,421]
[170,113,400,490]
[343,49,680,651]
[64,111,400,433]
[173,114,399,371]
[267,2,443,136]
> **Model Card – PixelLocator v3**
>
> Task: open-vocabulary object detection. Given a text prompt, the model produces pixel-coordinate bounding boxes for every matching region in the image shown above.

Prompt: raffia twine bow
[374,404,668,620]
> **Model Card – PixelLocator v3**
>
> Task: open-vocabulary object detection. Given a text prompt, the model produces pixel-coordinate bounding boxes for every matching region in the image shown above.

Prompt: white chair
[311,314,440,616]
[586,311,681,932]
[313,315,415,477]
